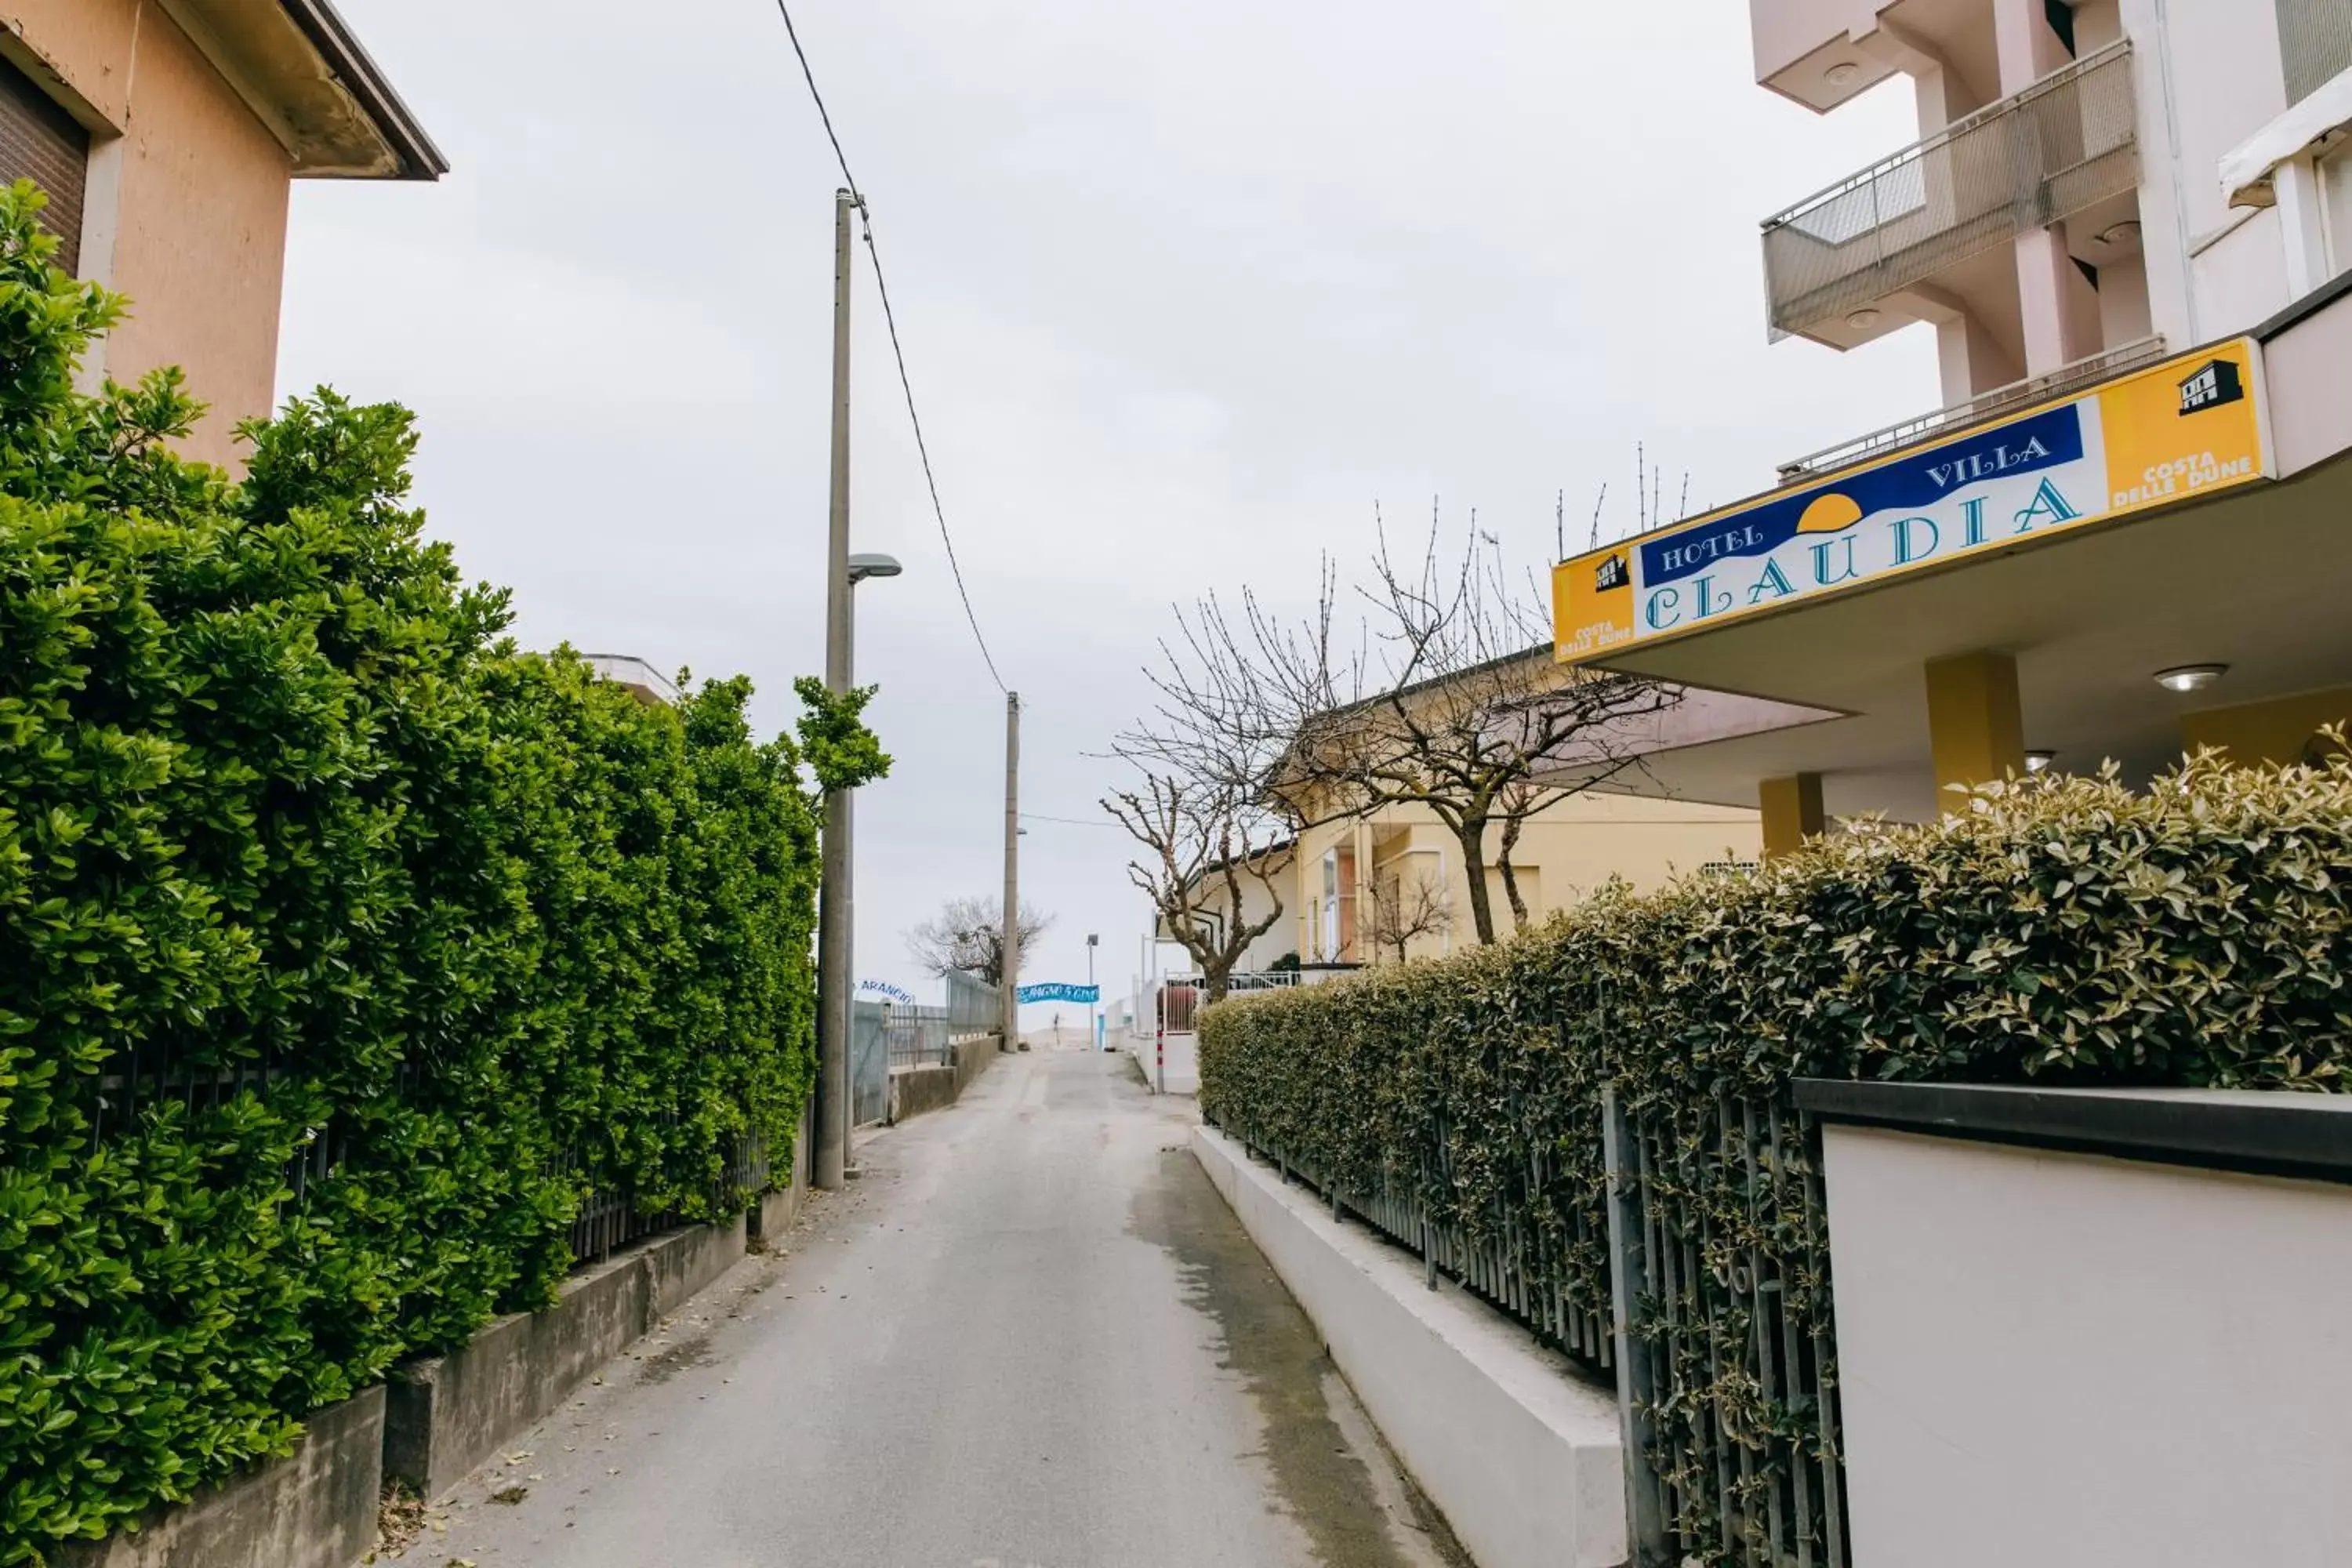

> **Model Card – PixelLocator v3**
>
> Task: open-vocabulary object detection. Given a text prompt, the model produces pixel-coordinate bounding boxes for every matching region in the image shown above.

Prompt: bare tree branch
[1365,863,1454,964]
[1123,496,1684,947]
[1102,758,1294,1004]
[905,896,1053,989]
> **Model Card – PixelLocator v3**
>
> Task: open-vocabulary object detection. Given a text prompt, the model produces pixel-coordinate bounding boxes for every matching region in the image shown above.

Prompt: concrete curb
[1191,1125,1628,1568]
[54,1387,386,1568]
[384,1214,747,1500]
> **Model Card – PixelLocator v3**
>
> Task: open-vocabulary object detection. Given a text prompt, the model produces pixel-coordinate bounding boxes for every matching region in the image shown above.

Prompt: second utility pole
[1000,691,1020,1051]
[815,187,855,1191]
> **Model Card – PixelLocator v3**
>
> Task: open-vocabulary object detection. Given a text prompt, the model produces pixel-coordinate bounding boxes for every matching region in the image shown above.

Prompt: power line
[771,0,1008,694]
[1022,813,1119,829]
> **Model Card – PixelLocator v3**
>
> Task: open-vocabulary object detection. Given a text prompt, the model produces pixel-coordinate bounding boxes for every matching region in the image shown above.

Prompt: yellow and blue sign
[1555,339,2271,661]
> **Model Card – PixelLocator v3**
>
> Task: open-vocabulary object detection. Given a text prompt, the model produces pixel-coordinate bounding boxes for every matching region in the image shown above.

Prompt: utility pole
[815,187,856,1192]
[1000,691,1021,1051]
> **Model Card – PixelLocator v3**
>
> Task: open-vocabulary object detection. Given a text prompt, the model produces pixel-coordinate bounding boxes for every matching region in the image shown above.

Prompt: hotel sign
[1555,339,2271,662]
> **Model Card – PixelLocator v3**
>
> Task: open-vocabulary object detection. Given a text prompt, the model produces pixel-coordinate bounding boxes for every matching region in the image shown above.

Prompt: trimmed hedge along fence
[1201,756,2352,1567]
[0,184,878,1563]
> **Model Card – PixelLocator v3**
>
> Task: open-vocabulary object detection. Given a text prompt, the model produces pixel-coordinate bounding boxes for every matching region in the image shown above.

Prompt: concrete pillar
[1759,774,1827,860]
[2278,158,2332,300]
[1926,652,2027,801]
[1935,308,2025,406]
[1993,0,2071,94]
[2016,227,2103,376]
[1995,0,2100,377]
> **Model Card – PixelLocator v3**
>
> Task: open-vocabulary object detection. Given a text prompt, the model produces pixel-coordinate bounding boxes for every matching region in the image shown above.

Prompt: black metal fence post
[1604,1081,1672,1566]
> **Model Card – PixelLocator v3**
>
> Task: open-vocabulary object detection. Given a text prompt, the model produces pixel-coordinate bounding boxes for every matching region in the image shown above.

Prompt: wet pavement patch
[637,1333,716,1385]
[1129,1148,1468,1568]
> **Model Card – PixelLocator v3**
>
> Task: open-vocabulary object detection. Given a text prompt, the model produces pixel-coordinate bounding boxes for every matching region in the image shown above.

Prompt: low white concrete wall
[1192,1126,1625,1568]
[1824,1123,2352,1568]
[1120,1025,1198,1095]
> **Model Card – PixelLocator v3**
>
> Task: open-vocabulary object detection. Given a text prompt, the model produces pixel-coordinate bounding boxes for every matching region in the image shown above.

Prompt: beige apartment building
[1164,787,1758,975]
[1554,0,2352,847]
[1287,790,1760,969]
[0,0,441,466]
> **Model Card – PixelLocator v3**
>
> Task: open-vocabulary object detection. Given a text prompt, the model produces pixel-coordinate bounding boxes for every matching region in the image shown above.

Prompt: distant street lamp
[1087,934,1099,1051]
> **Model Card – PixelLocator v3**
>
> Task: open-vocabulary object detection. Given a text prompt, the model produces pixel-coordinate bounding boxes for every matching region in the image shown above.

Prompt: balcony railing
[1762,40,2139,339]
[1775,333,2166,483]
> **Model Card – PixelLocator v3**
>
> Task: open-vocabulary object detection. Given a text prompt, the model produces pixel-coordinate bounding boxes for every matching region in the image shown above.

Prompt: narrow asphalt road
[401,1047,1466,1568]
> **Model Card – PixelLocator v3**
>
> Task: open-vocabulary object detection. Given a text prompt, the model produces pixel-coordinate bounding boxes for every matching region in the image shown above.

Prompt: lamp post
[814,546,902,1191]
[1087,934,1099,1051]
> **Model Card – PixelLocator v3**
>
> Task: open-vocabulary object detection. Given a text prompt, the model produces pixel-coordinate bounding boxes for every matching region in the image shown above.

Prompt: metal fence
[1211,1081,1851,1567]
[884,1004,956,1069]
[946,968,1000,1040]
[1762,40,2136,339]
[564,1132,770,1266]
[1604,1089,1848,1567]
[851,999,890,1127]
[1135,970,1298,1033]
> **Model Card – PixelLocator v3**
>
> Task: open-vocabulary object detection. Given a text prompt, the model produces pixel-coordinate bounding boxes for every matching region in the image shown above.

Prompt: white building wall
[1820,1123,2352,1568]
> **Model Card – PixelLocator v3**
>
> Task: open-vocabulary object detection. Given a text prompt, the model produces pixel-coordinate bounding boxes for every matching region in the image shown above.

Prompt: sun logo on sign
[1796,493,1864,535]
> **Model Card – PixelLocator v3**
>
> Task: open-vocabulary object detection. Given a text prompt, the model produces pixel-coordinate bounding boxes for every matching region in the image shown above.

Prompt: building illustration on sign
[1555,339,2270,662]
[2179,359,2245,415]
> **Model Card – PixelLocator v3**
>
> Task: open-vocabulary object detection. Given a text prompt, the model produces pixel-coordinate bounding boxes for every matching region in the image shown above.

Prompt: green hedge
[1201,755,2352,1561]
[0,183,873,1562]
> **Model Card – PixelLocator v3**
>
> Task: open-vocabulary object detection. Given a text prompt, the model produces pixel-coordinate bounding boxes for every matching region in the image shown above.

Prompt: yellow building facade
[1290,792,1759,968]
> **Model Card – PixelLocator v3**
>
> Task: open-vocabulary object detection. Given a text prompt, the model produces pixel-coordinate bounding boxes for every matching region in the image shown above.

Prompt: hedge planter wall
[0,184,873,1563]
[1200,756,2352,1566]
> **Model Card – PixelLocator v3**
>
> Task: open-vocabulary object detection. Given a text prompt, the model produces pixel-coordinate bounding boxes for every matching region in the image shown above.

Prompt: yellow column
[1925,651,2025,802]
[1758,774,1826,859]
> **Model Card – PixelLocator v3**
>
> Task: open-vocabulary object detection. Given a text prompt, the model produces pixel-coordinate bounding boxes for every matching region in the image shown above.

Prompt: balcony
[1762,40,2139,343]
[1774,332,2166,484]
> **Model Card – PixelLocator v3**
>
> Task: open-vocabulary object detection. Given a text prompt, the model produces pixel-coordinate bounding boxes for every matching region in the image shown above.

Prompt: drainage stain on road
[1129,1148,1470,1568]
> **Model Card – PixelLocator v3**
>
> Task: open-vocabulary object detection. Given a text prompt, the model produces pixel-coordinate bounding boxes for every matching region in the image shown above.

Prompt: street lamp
[1087,934,1099,1052]
[815,549,902,1190]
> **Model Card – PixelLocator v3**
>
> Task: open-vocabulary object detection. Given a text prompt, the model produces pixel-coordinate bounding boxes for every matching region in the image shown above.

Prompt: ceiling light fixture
[2154,664,2227,694]
[2025,750,2056,773]
[1827,61,1861,87]
[2096,220,2143,246]
[1846,307,1882,330]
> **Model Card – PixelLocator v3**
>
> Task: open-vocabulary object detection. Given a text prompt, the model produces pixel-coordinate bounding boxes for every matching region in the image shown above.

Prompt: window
[0,52,88,274]
[2278,0,2352,107]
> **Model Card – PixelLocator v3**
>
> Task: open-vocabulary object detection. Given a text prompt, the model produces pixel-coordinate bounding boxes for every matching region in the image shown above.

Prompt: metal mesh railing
[2279,0,2352,106]
[1775,332,2167,483]
[1763,41,2137,339]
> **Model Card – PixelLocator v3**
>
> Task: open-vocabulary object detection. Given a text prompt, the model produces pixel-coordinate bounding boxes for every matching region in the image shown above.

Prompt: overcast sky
[277,0,1936,1019]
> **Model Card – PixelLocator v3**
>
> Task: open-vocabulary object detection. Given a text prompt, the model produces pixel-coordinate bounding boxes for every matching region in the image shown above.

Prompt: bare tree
[905,895,1053,989]
[1103,763,1294,1004]
[1365,864,1454,964]
[1124,504,1679,946]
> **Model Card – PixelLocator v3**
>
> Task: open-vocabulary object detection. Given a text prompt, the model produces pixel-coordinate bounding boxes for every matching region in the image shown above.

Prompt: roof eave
[275,0,446,180]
